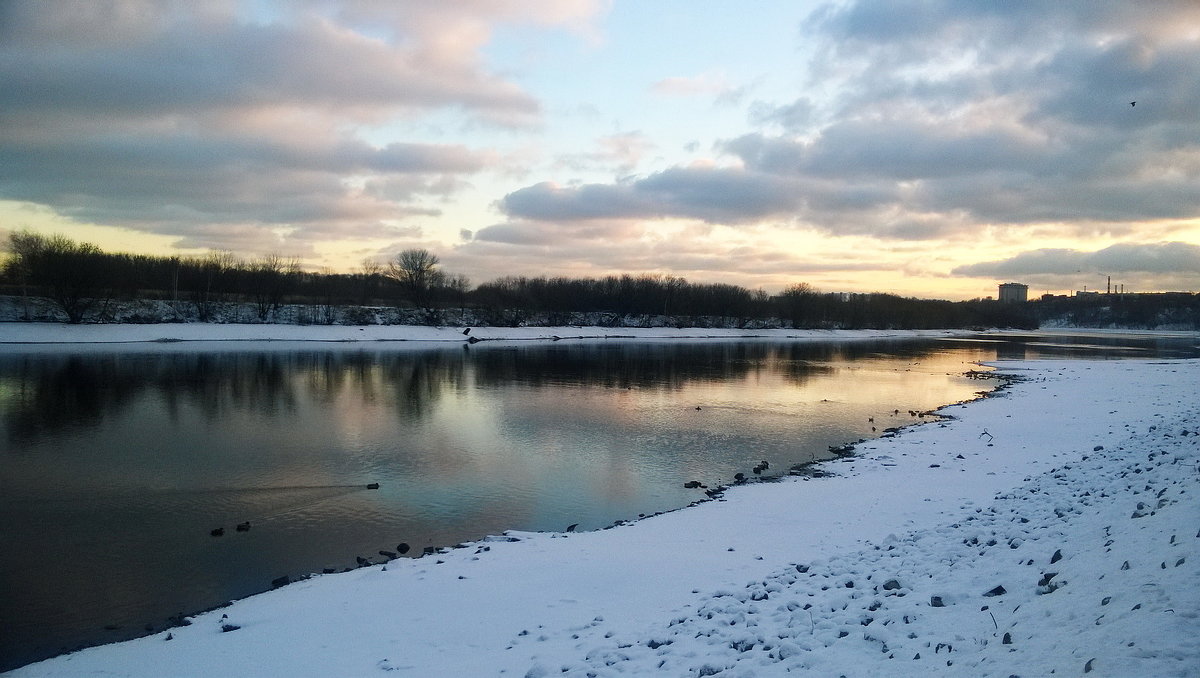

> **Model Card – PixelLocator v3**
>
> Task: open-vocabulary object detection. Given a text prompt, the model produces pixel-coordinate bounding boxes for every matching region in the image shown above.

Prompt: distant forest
[2,231,1195,329]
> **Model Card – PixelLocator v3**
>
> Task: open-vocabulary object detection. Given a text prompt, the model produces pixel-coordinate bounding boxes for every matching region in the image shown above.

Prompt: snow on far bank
[0,322,967,351]
[5,359,1198,678]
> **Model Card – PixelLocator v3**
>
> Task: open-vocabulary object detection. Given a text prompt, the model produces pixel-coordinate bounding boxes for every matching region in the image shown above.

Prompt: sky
[1,1,1198,300]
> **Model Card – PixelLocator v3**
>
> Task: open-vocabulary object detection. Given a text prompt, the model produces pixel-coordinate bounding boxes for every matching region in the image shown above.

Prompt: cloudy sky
[1,1,1198,299]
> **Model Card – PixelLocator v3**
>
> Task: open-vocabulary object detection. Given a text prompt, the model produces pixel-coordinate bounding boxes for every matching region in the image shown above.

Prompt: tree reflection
[1,340,968,446]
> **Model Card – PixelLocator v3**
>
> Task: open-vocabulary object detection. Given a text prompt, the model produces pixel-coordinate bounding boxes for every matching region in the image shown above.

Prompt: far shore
[1,322,1195,352]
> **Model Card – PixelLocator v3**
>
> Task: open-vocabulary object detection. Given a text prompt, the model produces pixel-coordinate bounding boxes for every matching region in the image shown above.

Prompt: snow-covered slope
[5,359,1197,677]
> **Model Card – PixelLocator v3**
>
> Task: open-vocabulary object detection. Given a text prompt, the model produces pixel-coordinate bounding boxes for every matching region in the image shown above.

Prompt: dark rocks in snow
[882,579,902,591]
[1002,632,1012,644]
[982,585,1007,597]
[210,527,224,537]
[734,472,746,482]
[355,556,370,567]
[565,524,578,533]
[220,623,240,633]
[930,596,945,607]
[683,480,703,489]
[271,575,290,589]
[1050,548,1063,564]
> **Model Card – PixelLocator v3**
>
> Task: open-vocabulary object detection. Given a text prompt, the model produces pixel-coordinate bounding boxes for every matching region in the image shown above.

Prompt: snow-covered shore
[0,322,966,350]
[5,352,1196,677]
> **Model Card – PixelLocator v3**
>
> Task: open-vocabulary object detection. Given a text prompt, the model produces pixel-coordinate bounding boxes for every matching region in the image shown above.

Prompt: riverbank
[6,357,1196,677]
[0,322,966,348]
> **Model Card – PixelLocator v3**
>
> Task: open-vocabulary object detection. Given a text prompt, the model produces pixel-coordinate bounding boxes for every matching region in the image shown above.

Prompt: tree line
[2,230,1044,328]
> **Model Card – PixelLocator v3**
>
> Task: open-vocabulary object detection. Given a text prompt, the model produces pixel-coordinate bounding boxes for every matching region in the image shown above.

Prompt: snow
[0,322,966,351]
[2,328,1197,677]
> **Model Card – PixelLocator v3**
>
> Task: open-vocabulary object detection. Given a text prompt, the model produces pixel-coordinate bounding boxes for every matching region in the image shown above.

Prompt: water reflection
[3,334,1194,671]
[4,344,842,444]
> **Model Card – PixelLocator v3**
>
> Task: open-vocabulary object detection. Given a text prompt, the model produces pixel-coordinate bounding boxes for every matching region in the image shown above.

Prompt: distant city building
[998,282,1028,303]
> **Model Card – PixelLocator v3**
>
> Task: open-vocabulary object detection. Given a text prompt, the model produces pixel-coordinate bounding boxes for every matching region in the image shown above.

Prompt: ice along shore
[4,350,1197,677]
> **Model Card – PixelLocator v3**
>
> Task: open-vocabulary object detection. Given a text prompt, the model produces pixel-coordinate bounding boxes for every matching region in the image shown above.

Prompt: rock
[271,575,290,589]
[734,472,746,482]
[565,524,578,532]
[1038,572,1058,587]
[210,527,225,537]
[322,567,336,574]
[379,550,396,559]
[355,556,370,566]
[235,521,250,532]
[397,543,410,554]
[1084,658,1095,673]
[930,596,945,607]
[1050,548,1062,564]
[683,480,703,489]
[982,585,1007,597]
[164,633,173,641]
[366,482,380,490]
[882,579,902,591]
[1002,632,1012,645]
[1093,445,1104,451]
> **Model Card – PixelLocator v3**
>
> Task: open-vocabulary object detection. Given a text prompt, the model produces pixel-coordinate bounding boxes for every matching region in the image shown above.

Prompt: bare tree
[386,248,441,311]
[779,282,818,328]
[4,230,40,319]
[356,258,383,305]
[4,231,113,323]
[249,254,299,320]
[445,273,471,322]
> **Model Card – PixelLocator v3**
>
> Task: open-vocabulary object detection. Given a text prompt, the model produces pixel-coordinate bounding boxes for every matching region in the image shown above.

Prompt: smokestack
[1107,276,1111,294]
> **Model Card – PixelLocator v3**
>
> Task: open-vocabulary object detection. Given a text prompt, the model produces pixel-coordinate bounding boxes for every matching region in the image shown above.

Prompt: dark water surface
[1,332,1196,670]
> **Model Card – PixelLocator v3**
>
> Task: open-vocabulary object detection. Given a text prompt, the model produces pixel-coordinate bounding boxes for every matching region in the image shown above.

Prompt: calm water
[1,333,1196,670]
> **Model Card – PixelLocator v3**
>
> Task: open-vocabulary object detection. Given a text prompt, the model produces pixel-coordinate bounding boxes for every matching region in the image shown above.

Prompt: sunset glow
[1,1,1197,299]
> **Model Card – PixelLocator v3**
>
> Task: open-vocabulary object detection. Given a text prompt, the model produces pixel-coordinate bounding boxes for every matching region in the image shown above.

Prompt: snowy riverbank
[6,355,1196,677]
[0,322,966,349]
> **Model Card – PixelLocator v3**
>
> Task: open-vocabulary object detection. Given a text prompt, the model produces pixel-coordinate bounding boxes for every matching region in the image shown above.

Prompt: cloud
[500,168,806,225]
[0,1,602,256]
[651,71,747,105]
[952,242,1200,277]
[553,132,655,174]
[498,1,1199,244]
